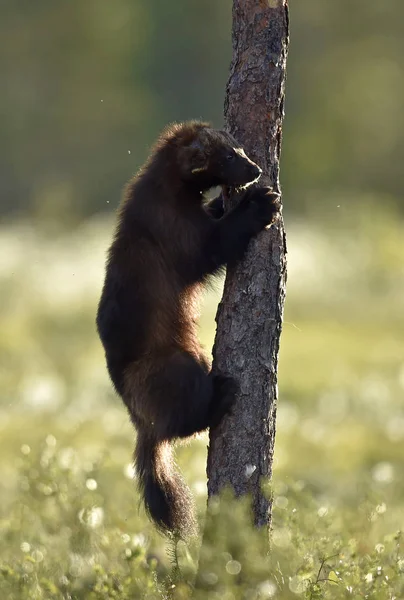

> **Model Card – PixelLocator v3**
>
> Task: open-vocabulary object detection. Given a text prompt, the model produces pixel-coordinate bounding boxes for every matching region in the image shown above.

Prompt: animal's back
[96,203,202,395]
[96,233,151,394]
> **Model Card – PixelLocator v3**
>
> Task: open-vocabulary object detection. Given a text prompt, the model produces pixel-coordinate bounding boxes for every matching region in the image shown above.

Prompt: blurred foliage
[1,0,404,219]
[1,207,404,597]
[0,0,231,220]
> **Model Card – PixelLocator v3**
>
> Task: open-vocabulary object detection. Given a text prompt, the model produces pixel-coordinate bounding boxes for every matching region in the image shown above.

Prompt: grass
[1,204,404,598]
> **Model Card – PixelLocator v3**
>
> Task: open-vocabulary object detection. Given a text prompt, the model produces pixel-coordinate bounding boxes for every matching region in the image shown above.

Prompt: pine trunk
[207,0,289,529]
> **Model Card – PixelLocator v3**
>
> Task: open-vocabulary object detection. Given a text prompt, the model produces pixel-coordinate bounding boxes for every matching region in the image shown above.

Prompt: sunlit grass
[1,206,404,598]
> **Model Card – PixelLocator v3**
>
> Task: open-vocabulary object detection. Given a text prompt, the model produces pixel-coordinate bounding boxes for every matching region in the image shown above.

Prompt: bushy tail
[135,430,196,538]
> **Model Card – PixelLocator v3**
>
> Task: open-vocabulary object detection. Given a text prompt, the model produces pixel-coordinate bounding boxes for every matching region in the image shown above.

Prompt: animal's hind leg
[147,351,215,439]
[152,360,238,437]
[124,351,237,440]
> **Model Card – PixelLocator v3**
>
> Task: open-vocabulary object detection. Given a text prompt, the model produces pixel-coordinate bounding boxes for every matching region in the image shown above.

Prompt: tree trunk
[207,0,289,529]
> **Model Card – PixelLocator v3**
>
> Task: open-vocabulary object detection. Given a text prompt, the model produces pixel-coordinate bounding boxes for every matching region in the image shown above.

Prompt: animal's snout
[251,164,262,180]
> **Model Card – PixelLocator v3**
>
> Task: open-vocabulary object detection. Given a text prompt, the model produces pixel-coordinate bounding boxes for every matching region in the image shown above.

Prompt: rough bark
[207,0,289,529]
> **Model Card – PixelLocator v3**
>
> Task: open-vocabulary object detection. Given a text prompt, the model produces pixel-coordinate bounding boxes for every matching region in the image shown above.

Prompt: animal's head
[160,122,262,190]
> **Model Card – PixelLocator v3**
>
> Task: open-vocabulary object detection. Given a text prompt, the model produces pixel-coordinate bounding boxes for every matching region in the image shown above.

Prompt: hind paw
[212,374,239,398]
[209,374,239,428]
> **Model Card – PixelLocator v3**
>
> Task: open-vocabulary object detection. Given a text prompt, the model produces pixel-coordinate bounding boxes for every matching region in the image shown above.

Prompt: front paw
[245,187,281,227]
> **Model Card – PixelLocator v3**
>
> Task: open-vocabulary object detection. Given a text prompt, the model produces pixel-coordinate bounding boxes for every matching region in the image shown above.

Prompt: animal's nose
[252,164,262,179]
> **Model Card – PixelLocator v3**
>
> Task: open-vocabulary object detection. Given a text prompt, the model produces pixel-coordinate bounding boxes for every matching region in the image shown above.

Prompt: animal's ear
[178,136,208,177]
[188,139,204,153]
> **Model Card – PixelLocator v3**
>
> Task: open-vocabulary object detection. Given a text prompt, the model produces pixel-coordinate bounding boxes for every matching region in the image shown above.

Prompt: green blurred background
[1,1,404,598]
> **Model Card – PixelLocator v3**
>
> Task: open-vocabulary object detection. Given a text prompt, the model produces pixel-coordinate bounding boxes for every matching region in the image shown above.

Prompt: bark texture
[207,0,289,528]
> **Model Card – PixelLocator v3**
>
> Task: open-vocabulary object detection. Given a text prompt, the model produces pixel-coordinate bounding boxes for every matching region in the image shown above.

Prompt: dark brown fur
[96,121,280,537]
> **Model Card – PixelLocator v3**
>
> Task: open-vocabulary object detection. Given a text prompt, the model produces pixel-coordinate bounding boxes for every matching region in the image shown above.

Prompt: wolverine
[96,121,280,537]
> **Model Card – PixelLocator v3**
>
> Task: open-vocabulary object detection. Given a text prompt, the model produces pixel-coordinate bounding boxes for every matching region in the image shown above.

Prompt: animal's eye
[226,153,235,161]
